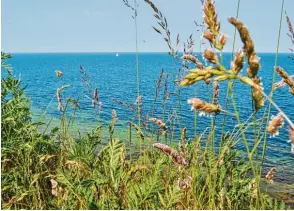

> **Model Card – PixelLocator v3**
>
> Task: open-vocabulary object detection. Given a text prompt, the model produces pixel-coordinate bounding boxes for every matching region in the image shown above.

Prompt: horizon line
[3,51,293,54]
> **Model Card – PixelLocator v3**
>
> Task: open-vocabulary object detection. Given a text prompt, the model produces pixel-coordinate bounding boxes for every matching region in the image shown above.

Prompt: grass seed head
[203,48,218,64]
[267,113,284,137]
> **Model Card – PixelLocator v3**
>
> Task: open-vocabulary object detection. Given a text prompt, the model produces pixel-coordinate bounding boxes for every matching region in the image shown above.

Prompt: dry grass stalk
[56,85,69,111]
[66,98,80,109]
[55,70,63,78]
[203,48,218,64]
[149,117,167,136]
[153,143,187,166]
[267,113,284,137]
[275,66,294,95]
[128,121,145,139]
[92,88,99,108]
[112,109,118,123]
[154,68,164,102]
[265,167,276,184]
[179,128,187,158]
[181,55,204,69]
[187,97,221,115]
[144,0,178,56]
[285,11,294,59]
[228,17,260,79]
[112,98,136,112]
[252,77,264,111]
[202,0,227,50]
[231,50,244,75]
[213,81,219,106]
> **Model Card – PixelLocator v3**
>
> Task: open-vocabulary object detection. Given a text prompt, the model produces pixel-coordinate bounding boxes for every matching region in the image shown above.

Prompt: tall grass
[1,0,294,209]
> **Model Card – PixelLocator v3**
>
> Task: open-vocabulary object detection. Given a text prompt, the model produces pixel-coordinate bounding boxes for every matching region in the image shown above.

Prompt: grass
[1,0,294,210]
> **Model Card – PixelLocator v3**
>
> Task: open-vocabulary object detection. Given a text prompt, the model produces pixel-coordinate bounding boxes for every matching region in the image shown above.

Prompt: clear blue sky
[2,0,294,53]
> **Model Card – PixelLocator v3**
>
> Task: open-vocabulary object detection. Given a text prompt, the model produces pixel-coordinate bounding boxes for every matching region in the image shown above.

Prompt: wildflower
[265,167,276,184]
[203,48,218,64]
[55,70,63,78]
[267,113,284,137]
[187,97,221,115]
[275,66,294,95]
[231,50,244,75]
[153,143,187,166]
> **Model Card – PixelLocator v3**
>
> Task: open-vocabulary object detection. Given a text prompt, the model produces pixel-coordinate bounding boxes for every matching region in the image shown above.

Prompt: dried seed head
[153,143,187,166]
[252,77,264,111]
[112,109,118,123]
[203,48,218,64]
[247,54,260,78]
[219,34,228,46]
[203,31,214,43]
[181,55,204,69]
[203,0,220,36]
[273,79,287,91]
[50,179,58,197]
[267,113,284,137]
[275,66,294,95]
[231,50,244,75]
[265,167,276,184]
[187,97,221,115]
[229,17,260,78]
[213,81,219,106]
[93,88,99,101]
[55,70,63,78]
[149,117,167,136]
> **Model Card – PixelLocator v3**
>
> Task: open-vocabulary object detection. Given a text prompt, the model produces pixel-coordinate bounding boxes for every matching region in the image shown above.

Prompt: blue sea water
[5,52,294,183]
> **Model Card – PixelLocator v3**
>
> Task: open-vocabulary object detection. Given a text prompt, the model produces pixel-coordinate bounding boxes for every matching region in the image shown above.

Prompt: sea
[4,52,294,184]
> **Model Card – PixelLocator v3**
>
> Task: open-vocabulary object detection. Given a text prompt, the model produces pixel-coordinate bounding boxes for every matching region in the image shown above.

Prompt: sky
[1,0,294,53]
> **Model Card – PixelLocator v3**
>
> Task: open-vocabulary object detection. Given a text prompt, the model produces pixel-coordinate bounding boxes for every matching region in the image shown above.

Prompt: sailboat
[116,52,119,57]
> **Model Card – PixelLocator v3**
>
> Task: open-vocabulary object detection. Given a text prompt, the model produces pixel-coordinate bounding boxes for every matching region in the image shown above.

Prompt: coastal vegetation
[1,0,294,209]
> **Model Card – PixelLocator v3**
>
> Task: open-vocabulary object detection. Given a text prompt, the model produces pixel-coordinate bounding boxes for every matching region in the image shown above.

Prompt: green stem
[260,0,285,167]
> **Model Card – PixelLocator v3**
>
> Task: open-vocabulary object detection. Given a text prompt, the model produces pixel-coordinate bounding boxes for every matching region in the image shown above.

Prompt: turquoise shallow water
[5,52,294,183]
